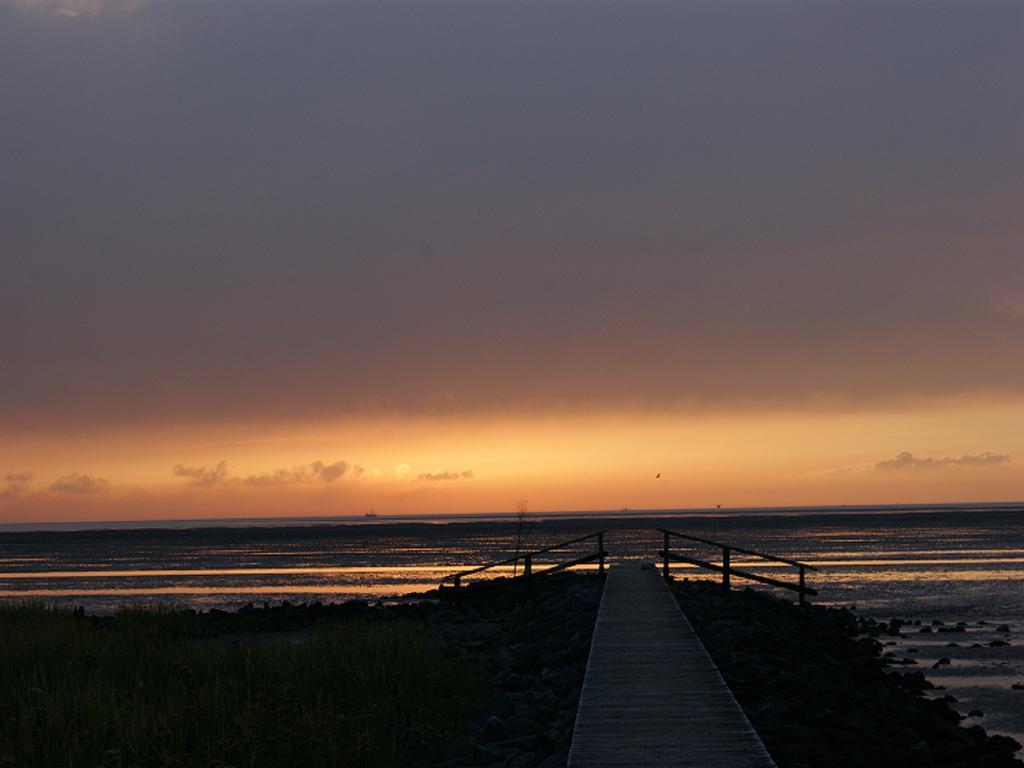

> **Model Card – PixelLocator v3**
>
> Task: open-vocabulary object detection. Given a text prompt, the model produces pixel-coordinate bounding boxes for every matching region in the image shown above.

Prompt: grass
[0,605,484,768]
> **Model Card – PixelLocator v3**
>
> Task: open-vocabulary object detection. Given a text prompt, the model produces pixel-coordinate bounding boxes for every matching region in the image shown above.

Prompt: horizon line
[3,499,1024,533]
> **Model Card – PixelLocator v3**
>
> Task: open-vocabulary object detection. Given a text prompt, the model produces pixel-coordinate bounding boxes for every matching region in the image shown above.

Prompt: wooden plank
[567,565,776,768]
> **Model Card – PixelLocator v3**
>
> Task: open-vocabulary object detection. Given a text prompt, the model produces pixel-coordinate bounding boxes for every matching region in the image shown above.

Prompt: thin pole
[662,531,670,581]
[722,546,731,593]
[598,532,605,574]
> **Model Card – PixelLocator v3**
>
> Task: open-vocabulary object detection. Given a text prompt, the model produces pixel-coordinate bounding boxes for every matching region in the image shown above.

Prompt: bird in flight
[656,473,661,479]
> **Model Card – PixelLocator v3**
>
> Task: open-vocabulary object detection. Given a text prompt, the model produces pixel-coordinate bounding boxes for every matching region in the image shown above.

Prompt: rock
[931,657,951,669]
[910,740,931,766]
[504,715,543,738]
[918,626,933,633]
[1011,683,1024,691]
[497,673,532,693]
[995,624,1011,633]
[989,640,1010,647]
[480,716,509,744]
[968,709,984,717]
[989,734,1024,755]
[467,743,504,766]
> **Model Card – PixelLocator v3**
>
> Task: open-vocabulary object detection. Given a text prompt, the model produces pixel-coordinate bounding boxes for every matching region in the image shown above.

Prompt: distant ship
[364,509,378,518]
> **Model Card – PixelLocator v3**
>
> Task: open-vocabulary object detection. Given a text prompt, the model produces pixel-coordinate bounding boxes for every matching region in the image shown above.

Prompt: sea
[1,504,1022,745]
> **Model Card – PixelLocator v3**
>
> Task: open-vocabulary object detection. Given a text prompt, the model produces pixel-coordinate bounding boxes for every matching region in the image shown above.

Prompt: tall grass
[0,605,482,768]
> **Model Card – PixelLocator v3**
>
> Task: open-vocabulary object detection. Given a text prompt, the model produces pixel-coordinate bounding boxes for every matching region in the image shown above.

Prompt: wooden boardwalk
[567,565,777,768]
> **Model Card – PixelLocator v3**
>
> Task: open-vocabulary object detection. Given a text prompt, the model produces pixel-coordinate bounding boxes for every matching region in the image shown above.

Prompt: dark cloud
[0,472,32,501]
[49,473,109,494]
[310,461,348,482]
[418,470,474,481]
[243,468,307,487]
[173,461,230,487]
[4,0,141,16]
[874,451,1013,471]
[1,1,1022,428]
[177,460,350,488]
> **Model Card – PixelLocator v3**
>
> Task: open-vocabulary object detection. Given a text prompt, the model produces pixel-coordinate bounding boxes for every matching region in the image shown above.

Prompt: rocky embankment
[429,574,603,768]
[671,579,1023,768]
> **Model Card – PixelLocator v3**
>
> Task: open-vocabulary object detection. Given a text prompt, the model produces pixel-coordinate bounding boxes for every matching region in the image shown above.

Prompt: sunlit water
[2,506,1022,744]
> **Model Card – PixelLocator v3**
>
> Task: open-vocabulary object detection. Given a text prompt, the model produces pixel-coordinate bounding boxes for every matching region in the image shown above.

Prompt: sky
[1,0,1022,522]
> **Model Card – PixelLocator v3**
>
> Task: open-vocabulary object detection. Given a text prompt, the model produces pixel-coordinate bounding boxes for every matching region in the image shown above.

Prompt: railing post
[598,532,605,575]
[798,566,806,605]
[662,531,670,581]
[524,554,532,578]
[722,546,731,593]
[453,575,460,588]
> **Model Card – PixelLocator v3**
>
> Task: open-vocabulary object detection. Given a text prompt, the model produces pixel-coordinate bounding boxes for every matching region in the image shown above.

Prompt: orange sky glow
[3,395,1022,523]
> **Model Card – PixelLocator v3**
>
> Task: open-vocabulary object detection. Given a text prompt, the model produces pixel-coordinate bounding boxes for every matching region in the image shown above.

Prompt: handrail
[439,531,607,589]
[657,527,818,605]
[659,529,818,571]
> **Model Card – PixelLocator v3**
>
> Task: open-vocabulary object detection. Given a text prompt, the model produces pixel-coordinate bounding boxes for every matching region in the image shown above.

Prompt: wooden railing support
[722,545,731,593]
[663,530,670,581]
[658,528,818,602]
[440,530,607,590]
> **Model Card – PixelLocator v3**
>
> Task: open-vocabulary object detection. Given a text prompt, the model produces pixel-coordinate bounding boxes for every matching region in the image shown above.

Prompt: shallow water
[2,506,1022,744]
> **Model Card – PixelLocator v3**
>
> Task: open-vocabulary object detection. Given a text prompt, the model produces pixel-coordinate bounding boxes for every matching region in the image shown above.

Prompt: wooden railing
[657,528,818,605]
[439,531,607,589]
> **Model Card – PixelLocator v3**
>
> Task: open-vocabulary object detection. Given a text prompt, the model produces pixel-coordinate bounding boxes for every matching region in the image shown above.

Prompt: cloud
[175,459,350,488]
[0,472,32,501]
[244,467,308,487]
[1,0,1024,430]
[874,450,1012,471]
[394,463,412,477]
[418,469,475,481]
[49,473,109,494]
[3,0,142,17]
[173,461,230,487]
[310,460,348,482]
[951,451,1014,467]
[993,298,1024,320]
